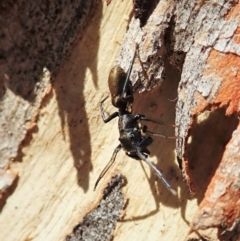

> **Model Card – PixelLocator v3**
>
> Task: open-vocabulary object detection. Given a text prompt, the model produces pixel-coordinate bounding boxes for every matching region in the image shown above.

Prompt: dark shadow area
[121,58,188,222]
[15,126,40,163]
[186,238,209,241]
[0,0,100,211]
[0,77,6,99]
[54,1,103,192]
[185,108,239,204]
[0,176,19,211]
[133,0,160,28]
[0,0,95,102]
[0,0,97,211]
[179,108,239,227]
[164,14,186,73]
[219,222,240,241]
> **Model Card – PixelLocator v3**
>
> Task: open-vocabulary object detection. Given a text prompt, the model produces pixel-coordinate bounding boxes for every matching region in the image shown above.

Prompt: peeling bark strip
[116,0,175,92]
[0,0,96,197]
[172,0,240,238]
[66,174,125,241]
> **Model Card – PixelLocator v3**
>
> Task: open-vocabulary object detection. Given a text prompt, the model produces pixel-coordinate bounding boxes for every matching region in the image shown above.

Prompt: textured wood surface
[0,0,240,241]
[0,0,95,200]
[174,1,240,239]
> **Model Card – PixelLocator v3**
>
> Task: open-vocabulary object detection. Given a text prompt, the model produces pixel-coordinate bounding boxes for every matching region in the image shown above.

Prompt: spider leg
[135,148,177,195]
[145,130,181,140]
[94,144,122,191]
[121,44,138,97]
[134,114,178,128]
[99,96,118,123]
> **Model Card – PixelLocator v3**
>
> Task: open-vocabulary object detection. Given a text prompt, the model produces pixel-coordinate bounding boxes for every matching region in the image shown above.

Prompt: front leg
[99,96,118,123]
[121,44,138,97]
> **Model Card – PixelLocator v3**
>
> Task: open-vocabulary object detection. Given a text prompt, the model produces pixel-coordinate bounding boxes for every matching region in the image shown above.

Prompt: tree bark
[0,0,240,241]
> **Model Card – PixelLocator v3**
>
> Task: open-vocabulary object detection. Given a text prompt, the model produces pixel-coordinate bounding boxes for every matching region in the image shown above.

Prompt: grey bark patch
[66,174,126,241]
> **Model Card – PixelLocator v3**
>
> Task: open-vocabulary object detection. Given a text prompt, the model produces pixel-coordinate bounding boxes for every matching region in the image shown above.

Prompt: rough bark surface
[0,0,239,241]
[0,0,95,202]
[66,174,125,241]
[173,0,240,239]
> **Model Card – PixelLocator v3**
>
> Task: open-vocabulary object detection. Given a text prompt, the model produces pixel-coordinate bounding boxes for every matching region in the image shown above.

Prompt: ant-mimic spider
[94,45,177,195]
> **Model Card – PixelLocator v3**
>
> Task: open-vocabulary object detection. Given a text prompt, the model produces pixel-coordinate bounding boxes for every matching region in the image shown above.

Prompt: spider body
[95,45,177,195]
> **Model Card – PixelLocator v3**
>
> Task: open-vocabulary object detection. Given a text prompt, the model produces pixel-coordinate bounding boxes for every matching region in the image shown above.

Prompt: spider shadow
[53,1,103,192]
[0,1,102,209]
[121,60,188,222]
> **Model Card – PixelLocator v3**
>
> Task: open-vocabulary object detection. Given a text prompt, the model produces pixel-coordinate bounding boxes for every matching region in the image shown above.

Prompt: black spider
[95,45,177,195]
